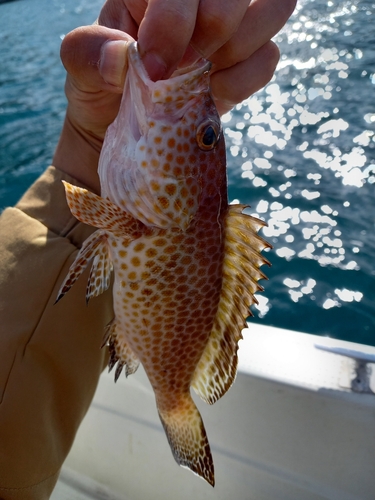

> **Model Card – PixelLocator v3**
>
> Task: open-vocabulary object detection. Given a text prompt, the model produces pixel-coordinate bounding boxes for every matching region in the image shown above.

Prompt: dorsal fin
[191,205,271,405]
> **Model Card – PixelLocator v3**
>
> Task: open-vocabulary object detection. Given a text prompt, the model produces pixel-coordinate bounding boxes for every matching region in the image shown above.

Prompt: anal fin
[192,204,271,405]
[103,319,140,381]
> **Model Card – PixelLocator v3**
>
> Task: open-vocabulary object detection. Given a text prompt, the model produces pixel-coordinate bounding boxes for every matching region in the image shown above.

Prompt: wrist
[53,114,103,194]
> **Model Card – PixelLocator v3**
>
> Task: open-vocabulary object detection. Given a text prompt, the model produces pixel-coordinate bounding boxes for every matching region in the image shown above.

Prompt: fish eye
[196,121,221,151]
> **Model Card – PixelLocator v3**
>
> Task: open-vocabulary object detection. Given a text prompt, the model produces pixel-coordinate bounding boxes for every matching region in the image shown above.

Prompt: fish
[56,41,271,487]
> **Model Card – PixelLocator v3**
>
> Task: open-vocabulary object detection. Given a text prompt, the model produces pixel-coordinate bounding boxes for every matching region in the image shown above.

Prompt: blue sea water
[0,0,374,345]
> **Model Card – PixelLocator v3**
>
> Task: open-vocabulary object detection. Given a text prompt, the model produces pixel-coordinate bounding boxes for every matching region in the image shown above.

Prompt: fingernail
[99,40,128,88]
[141,51,168,81]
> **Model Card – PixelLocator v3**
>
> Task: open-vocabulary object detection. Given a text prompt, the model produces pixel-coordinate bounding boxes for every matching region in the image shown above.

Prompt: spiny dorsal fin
[191,204,271,405]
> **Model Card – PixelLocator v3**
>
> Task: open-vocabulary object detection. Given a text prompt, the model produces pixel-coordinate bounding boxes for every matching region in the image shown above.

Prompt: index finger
[137,0,200,80]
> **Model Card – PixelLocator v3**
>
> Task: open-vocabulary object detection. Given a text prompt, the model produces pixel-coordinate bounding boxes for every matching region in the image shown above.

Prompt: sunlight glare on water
[225,0,375,344]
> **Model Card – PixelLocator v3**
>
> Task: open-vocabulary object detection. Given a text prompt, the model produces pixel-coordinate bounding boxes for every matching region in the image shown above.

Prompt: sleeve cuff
[15,165,95,248]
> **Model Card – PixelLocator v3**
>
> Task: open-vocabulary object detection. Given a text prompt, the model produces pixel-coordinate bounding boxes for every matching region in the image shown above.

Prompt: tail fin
[158,396,215,486]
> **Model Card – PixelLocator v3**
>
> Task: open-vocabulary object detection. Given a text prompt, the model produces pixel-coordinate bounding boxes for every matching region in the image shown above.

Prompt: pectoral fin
[56,182,156,304]
[191,205,271,405]
[62,181,145,235]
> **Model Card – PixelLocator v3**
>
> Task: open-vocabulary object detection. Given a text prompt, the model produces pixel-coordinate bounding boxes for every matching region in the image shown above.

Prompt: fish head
[98,42,226,231]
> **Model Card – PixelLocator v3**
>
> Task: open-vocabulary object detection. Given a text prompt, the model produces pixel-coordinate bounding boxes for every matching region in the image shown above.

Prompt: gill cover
[98,42,222,231]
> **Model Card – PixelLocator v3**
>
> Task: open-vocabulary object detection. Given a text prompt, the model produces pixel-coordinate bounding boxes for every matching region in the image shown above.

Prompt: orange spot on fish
[174,199,182,212]
[165,183,177,196]
[146,248,157,258]
[134,242,145,252]
[154,238,167,247]
[150,180,160,191]
[191,185,198,196]
[158,196,170,209]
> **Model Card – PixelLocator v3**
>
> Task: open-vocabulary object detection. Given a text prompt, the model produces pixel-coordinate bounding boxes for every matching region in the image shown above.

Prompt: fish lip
[128,42,211,90]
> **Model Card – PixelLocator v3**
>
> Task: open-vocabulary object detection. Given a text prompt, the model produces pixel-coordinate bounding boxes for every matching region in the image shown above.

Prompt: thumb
[61,25,133,93]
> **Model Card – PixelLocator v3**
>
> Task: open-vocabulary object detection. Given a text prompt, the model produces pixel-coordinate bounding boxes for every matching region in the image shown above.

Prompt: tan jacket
[0,167,113,499]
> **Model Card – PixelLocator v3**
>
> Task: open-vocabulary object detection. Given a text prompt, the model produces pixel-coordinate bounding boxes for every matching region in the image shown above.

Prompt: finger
[97,0,140,35]
[211,41,280,116]
[137,0,200,80]
[189,0,250,59]
[61,25,133,92]
[209,0,296,71]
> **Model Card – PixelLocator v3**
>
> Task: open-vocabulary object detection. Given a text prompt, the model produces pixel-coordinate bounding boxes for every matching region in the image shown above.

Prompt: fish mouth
[126,41,212,143]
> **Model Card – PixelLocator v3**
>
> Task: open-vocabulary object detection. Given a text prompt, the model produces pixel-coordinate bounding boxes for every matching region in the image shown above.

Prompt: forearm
[0,167,112,497]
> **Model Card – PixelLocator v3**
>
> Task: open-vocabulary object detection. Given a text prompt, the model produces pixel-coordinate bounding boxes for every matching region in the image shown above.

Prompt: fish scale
[56,41,271,486]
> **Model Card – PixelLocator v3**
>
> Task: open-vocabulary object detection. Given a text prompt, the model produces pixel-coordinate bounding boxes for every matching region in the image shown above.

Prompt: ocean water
[0,0,374,345]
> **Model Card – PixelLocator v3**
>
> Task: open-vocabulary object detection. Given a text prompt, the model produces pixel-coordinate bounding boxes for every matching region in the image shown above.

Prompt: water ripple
[226,0,375,343]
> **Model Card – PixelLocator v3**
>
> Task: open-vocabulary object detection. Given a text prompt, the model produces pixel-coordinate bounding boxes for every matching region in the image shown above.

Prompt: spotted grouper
[57,41,271,486]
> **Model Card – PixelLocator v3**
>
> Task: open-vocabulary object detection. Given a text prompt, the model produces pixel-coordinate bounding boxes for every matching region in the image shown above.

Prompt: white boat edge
[52,323,375,500]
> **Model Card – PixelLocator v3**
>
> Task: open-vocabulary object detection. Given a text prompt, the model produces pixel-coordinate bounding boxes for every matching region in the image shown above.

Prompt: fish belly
[110,211,223,395]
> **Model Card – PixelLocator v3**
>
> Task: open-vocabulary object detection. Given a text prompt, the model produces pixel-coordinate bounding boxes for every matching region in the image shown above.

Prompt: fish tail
[158,395,214,487]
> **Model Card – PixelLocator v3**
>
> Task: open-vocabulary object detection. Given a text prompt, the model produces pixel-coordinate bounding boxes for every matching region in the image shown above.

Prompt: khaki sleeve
[0,167,113,499]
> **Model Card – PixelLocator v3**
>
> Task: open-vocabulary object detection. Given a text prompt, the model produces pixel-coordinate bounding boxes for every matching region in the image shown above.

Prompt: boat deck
[52,325,375,500]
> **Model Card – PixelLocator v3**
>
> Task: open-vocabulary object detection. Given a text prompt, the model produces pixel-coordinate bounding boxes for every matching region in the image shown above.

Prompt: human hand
[53,0,296,192]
